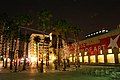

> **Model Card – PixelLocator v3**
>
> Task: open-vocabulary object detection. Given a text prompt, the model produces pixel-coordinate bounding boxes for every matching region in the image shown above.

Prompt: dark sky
[0,0,120,36]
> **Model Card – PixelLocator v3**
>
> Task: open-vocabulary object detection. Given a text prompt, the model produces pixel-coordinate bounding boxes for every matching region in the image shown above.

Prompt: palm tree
[9,18,19,70]
[0,13,10,68]
[44,37,50,66]
[71,25,81,67]
[13,14,32,70]
[0,13,19,69]
[53,19,71,70]
[33,36,41,68]
[36,9,53,72]
[22,33,30,70]
[36,9,53,33]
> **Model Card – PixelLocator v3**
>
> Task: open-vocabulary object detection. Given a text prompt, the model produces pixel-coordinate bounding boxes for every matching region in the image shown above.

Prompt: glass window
[70,54,72,57]
[108,49,112,53]
[107,54,115,63]
[98,55,104,63]
[90,55,96,63]
[100,50,102,54]
[79,53,81,56]
[79,57,82,62]
[84,52,87,55]
[118,53,120,63]
[69,57,72,62]
[84,56,88,63]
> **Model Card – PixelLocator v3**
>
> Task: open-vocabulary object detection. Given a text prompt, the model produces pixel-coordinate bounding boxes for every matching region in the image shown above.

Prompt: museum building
[68,27,120,65]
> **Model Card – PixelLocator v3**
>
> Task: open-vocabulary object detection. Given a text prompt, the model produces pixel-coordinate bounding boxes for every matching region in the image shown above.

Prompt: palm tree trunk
[1,36,4,67]
[10,38,14,70]
[36,43,39,68]
[57,35,60,69]
[40,34,45,73]
[23,42,27,70]
[4,39,8,68]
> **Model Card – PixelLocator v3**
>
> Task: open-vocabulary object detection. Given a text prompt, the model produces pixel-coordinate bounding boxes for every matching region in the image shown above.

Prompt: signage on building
[68,34,120,55]
[81,34,120,55]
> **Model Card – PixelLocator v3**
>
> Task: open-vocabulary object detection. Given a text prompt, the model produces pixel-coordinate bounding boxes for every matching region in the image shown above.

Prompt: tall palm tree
[44,37,50,66]
[22,33,30,70]
[33,36,41,68]
[13,14,32,70]
[36,9,53,72]
[71,24,81,67]
[0,13,10,68]
[9,18,19,70]
[53,19,71,69]
[0,13,19,69]
[37,9,53,33]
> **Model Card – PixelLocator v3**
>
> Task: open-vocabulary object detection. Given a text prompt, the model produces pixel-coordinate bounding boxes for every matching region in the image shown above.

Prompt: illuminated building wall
[28,34,50,63]
[68,27,120,65]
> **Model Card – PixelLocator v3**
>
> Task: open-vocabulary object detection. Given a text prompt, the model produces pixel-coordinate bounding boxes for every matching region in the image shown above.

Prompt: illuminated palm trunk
[9,37,14,70]
[1,35,5,67]
[23,42,27,70]
[56,35,60,69]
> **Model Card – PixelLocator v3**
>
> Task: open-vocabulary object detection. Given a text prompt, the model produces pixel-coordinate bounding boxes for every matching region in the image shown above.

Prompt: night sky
[0,0,120,36]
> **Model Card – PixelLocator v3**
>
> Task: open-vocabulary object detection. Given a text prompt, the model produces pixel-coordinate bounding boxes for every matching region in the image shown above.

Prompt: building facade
[68,28,120,65]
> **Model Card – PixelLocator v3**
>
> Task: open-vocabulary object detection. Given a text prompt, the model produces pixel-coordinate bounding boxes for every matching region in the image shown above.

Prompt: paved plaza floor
[0,70,110,80]
[0,62,113,80]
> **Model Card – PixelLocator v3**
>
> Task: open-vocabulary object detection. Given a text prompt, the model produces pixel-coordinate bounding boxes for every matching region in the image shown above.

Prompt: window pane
[79,57,82,62]
[100,50,102,54]
[118,53,120,63]
[84,52,87,55]
[107,54,115,63]
[90,55,96,63]
[98,55,104,63]
[84,56,88,63]
[108,49,112,53]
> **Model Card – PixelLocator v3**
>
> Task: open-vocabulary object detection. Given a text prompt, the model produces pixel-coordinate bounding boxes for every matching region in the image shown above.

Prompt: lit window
[96,32,98,34]
[107,54,115,63]
[99,31,101,33]
[88,35,90,37]
[118,53,120,63]
[119,48,120,63]
[106,30,108,32]
[70,54,72,57]
[91,34,93,36]
[79,57,82,62]
[108,49,112,53]
[84,52,87,55]
[69,57,72,62]
[90,55,96,63]
[79,53,81,56]
[84,56,88,63]
[100,50,102,54]
[102,30,105,33]
[98,55,104,63]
